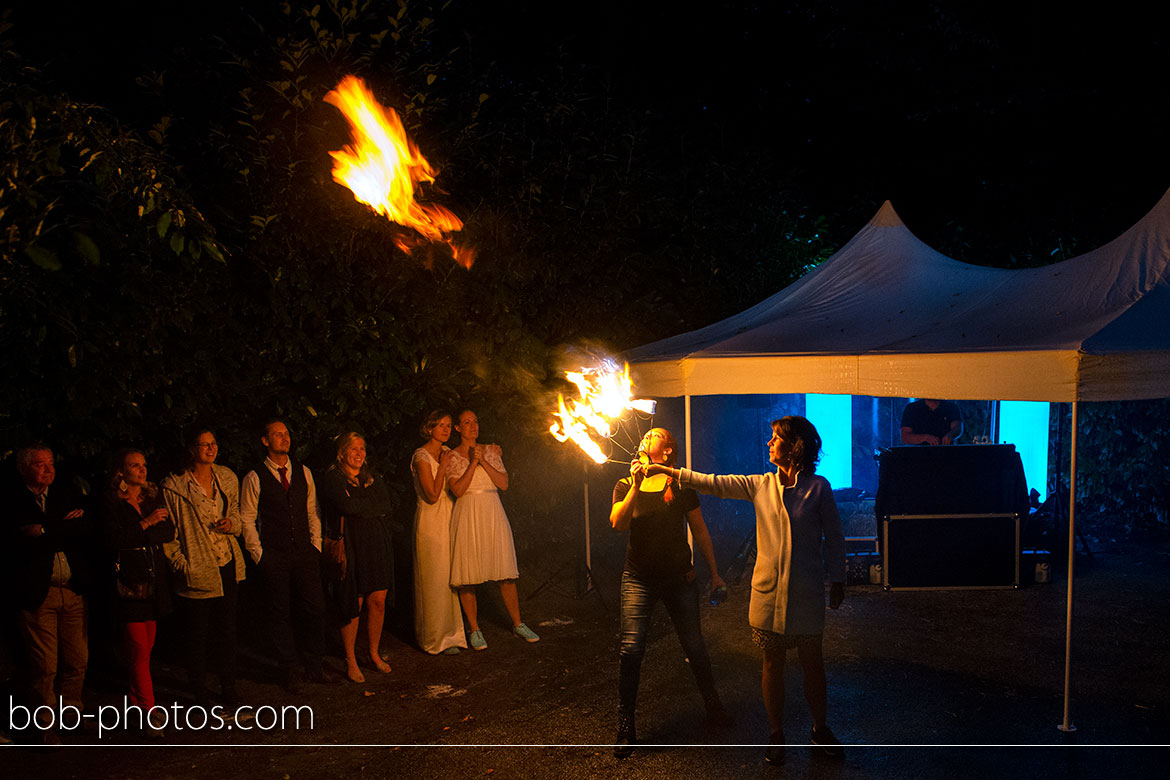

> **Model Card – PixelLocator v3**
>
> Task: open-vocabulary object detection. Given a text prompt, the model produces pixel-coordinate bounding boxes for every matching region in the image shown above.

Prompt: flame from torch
[324,75,473,268]
[549,360,656,464]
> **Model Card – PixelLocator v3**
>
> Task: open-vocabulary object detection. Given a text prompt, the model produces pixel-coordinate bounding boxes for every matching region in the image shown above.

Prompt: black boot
[764,730,786,766]
[614,706,636,758]
[696,665,733,729]
[705,699,735,729]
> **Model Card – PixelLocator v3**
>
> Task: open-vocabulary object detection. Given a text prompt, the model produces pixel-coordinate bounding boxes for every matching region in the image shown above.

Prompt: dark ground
[4,533,1168,779]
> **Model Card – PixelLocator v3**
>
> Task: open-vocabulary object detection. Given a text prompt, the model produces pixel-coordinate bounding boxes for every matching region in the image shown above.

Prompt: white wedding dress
[411,447,466,654]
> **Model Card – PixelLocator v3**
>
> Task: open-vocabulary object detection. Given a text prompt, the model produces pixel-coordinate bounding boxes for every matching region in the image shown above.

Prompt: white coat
[679,468,845,634]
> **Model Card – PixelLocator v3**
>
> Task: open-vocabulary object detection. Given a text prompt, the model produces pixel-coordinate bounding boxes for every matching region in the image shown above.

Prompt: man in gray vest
[241,420,338,692]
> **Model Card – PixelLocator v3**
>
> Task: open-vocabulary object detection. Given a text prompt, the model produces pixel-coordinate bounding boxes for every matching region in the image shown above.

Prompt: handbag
[115,546,156,600]
[321,516,347,581]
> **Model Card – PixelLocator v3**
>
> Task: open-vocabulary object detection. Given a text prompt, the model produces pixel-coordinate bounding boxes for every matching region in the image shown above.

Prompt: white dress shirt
[239,457,322,563]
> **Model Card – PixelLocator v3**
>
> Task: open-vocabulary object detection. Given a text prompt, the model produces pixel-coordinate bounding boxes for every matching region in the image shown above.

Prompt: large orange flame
[549,360,656,464]
[324,76,473,268]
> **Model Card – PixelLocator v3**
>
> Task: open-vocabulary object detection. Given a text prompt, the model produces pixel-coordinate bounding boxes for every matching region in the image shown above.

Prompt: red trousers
[122,621,157,709]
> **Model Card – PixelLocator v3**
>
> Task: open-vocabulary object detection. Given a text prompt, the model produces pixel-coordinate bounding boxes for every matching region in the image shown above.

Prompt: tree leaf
[73,231,101,266]
[203,241,226,264]
[25,244,61,271]
[157,211,172,238]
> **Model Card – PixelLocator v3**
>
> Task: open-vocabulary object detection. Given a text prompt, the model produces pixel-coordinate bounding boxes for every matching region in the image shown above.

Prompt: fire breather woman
[644,416,846,765]
[609,427,731,758]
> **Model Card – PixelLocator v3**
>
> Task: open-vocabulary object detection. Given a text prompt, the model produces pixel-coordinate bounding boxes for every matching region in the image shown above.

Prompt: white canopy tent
[629,190,1170,402]
[627,188,1170,732]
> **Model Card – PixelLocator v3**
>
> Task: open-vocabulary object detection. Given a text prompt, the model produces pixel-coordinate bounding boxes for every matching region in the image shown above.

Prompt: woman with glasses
[162,428,246,707]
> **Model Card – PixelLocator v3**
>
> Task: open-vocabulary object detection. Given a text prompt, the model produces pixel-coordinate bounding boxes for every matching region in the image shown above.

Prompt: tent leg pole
[685,395,694,557]
[1058,401,1078,733]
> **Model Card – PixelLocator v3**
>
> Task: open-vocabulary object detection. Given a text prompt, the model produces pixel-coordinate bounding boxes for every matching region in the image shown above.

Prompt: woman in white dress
[447,409,539,650]
[411,411,467,655]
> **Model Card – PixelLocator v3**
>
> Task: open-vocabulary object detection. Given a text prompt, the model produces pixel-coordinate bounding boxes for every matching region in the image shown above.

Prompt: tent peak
[870,200,905,228]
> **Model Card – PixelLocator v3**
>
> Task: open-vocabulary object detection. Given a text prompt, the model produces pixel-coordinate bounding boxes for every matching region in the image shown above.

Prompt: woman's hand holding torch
[629,452,648,486]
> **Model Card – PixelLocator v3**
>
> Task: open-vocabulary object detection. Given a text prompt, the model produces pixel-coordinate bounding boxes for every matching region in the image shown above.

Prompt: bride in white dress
[411,411,466,654]
[446,409,539,650]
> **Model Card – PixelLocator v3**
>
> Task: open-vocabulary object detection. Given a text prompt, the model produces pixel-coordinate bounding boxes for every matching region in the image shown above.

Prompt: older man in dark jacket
[5,445,93,742]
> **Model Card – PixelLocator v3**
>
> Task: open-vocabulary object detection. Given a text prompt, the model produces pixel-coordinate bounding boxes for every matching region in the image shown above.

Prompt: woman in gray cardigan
[162,428,246,706]
[646,415,846,765]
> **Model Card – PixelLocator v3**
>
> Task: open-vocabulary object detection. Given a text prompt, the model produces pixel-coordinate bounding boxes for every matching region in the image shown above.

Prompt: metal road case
[882,513,1020,591]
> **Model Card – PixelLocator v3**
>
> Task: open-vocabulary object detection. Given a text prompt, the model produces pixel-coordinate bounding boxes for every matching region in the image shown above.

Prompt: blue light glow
[998,401,1050,501]
[804,394,852,489]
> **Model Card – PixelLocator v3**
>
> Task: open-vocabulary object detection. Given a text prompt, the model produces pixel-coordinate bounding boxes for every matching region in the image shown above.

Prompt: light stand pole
[582,473,593,594]
[526,461,607,611]
[577,462,608,609]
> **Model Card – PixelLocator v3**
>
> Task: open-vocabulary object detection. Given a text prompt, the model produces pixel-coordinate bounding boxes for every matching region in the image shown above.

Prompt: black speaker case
[882,513,1020,591]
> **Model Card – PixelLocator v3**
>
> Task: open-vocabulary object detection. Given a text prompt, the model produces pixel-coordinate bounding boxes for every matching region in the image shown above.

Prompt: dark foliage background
[3,1,1169,536]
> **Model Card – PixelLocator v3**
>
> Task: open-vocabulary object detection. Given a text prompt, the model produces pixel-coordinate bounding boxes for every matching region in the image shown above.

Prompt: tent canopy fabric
[627,190,1170,402]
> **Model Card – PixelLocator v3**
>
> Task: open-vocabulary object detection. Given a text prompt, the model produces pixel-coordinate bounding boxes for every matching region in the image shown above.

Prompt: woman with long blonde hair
[318,431,395,683]
[103,448,174,737]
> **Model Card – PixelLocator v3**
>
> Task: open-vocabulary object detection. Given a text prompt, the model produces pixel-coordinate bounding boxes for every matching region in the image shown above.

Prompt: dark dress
[318,467,395,621]
[103,490,175,623]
